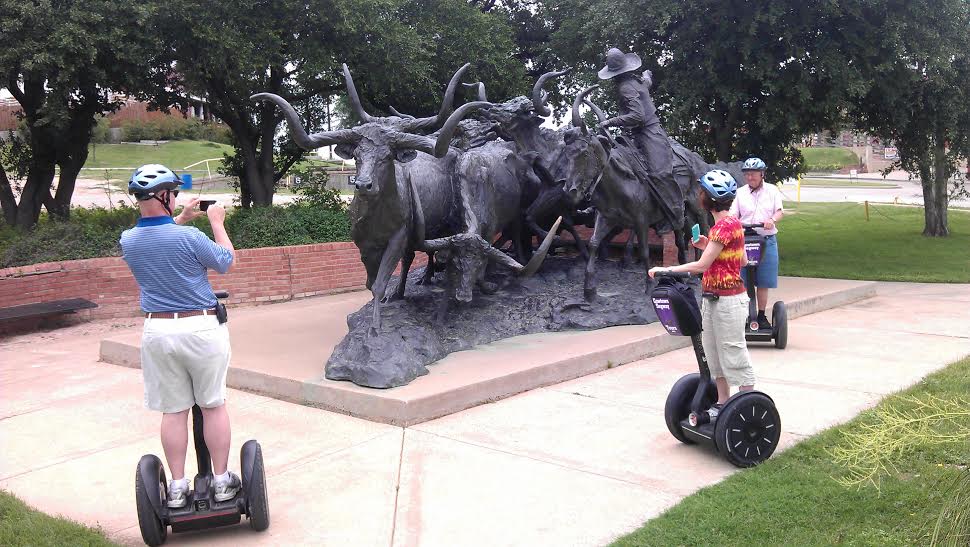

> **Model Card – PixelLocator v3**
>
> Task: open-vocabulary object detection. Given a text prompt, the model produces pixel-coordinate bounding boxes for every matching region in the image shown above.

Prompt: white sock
[214,471,230,485]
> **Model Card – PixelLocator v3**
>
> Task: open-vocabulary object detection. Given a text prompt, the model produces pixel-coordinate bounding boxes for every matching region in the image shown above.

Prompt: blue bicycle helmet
[128,164,181,199]
[698,169,738,202]
[742,157,767,171]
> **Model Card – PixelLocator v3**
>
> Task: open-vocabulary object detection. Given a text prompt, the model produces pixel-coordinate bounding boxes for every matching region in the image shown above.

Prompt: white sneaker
[214,472,242,502]
[167,479,189,508]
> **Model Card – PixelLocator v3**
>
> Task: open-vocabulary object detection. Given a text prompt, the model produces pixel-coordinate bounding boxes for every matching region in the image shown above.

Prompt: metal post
[865,200,870,221]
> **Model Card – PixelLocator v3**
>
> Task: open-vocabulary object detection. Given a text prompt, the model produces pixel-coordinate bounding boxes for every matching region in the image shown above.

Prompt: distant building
[0,94,216,132]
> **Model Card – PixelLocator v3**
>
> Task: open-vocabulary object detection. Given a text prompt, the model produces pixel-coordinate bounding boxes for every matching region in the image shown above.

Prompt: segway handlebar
[654,270,698,280]
[214,290,230,299]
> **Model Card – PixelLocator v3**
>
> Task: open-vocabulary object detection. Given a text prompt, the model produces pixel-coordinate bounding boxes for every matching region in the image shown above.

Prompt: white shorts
[701,293,756,387]
[140,314,231,413]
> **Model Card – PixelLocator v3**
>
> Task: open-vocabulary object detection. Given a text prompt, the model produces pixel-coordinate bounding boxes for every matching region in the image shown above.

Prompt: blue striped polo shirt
[120,216,234,313]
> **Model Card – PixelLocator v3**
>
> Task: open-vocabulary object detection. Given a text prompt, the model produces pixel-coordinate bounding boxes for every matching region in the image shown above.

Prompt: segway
[651,272,781,467]
[742,223,788,349]
[135,291,269,546]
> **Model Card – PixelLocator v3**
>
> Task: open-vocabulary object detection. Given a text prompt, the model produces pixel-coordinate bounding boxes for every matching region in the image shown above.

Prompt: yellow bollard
[865,200,870,221]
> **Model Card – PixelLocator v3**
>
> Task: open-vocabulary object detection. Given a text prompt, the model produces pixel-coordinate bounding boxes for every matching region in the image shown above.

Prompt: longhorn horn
[519,216,562,277]
[433,101,492,158]
[392,131,437,156]
[401,63,472,132]
[583,98,617,147]
[251,93,358,149]
[462,82,487,102]
[532,68,572,116]
[485,216,562,277]
[571,84,599,135]
[342,63,376,123]
[388,106,414,119]
[582,99,608,126]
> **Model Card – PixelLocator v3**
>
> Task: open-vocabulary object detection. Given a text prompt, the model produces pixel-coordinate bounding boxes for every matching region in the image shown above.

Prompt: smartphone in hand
[199,200,217,211]
[691,223,701,243]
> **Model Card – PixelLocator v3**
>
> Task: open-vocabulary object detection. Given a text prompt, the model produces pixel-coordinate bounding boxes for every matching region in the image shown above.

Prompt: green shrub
[292,167,344,211]
[0,203,351,268]
[224,205,351,249]
[1,218,127,266]
[120,117,231,144]
[91,116,112,144]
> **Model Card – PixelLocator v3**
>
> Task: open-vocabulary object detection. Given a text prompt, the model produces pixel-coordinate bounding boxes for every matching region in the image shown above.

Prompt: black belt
[702,293,720,300]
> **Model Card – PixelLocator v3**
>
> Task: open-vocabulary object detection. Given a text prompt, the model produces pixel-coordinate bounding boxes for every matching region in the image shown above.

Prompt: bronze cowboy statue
[597,47,685,234]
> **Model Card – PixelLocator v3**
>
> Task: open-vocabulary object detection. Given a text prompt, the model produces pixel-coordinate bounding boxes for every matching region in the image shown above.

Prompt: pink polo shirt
[730,182,784,236]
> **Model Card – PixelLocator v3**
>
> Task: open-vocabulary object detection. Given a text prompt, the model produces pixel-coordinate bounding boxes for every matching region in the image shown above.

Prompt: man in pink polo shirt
[730,157,784,330]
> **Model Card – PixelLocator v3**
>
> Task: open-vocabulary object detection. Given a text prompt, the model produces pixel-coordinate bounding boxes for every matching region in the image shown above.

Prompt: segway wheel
[242,441,270,531]
[772,301,788,349]
[135,455,168,546]
[714,392,781,468]
[664,373,717,444]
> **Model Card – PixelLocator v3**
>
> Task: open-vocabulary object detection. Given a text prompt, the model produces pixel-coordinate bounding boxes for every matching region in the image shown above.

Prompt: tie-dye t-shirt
[702,215,745,295]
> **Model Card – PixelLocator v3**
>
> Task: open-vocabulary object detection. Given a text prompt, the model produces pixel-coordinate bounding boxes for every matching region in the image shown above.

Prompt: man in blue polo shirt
[120,164,239,508]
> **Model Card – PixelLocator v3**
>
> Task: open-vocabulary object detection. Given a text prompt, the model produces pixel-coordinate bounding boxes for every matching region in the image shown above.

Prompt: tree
[146,0,362,207]
[470,0,564,100]
[144,0,528,208]
[0,130,32,226]
[0,0,160,228]
[351,0,528,115]
[846,0,970,237]
[547,0,862,182]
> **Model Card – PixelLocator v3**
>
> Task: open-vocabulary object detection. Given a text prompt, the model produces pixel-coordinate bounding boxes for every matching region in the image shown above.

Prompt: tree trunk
[49,143,90,220]
[713,109,739,163]
[923,135,950,237]
[14,154,56,229]
[0,167,17,226]
[250,111,278,207]
[235,130,275,207]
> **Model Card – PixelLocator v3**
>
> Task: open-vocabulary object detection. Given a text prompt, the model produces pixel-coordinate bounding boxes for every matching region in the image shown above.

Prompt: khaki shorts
[701,293,755,387]
[141,314,231,413]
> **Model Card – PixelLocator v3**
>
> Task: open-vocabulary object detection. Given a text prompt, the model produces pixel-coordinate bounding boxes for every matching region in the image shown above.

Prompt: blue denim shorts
[741,235,779,289]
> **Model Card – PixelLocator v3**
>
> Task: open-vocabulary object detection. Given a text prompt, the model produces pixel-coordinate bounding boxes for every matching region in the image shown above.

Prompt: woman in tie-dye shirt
[649,170,754,414]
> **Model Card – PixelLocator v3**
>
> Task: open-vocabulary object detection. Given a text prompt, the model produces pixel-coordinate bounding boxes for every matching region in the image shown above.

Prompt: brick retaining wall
[0,229,675,328]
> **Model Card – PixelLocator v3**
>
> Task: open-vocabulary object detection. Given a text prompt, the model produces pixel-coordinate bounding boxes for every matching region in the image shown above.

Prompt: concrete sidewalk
[98,277,875,425]
[1,282,968,546]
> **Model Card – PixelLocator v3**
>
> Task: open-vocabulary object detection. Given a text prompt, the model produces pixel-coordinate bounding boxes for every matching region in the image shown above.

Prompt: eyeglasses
[170,190,180,198]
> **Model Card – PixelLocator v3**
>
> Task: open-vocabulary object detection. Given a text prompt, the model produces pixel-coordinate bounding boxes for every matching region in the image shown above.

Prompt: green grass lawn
[779,202,970,282]
[0,490,119,547]
[84,140,234,172]
[613,356,970,547]
[82,140,343,184]
[800,146,860,171]
[800,178,899,188]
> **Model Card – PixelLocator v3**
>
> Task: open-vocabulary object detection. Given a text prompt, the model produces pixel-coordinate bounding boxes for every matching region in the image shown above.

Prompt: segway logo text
[652,298,680,335]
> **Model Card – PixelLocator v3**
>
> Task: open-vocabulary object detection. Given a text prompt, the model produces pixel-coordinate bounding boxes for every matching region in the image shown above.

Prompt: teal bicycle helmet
[128,164,181,199]
[742,157,767,171]
[128,164,182,216]
[698,169,738,202]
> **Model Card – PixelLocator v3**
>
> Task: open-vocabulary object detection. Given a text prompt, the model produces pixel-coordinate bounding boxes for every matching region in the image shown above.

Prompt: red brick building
[0,95,213,132]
